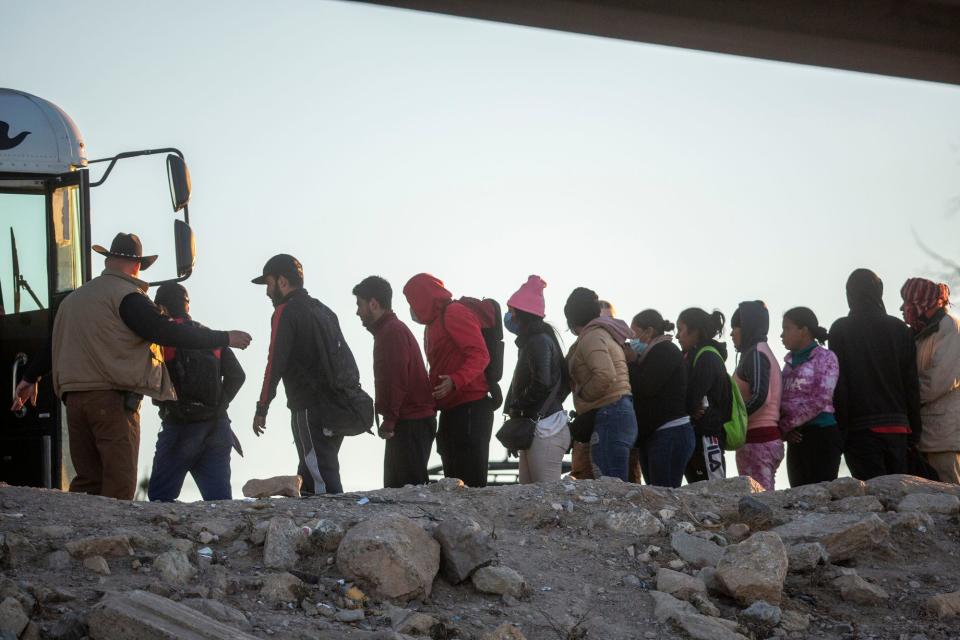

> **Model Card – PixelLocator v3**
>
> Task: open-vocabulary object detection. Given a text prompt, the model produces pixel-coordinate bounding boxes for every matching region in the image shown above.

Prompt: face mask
[504,311,520,336]
[629,339,648,354]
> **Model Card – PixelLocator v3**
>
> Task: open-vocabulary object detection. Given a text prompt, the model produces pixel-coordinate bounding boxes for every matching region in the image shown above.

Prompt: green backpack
[693,346,748,451]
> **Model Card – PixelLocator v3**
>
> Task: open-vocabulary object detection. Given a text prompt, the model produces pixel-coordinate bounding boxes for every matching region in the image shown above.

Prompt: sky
[3,0,960,499]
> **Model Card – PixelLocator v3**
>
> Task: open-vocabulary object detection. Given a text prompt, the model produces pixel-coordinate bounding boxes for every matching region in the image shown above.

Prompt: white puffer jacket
[917,311,960,453]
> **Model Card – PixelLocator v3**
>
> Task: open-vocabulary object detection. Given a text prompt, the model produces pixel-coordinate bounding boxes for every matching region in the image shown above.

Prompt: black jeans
[291,408,344,494]
[437,398,494,488]
[786,424,843,487]
[844,430,908,481]
[384,416,437,488]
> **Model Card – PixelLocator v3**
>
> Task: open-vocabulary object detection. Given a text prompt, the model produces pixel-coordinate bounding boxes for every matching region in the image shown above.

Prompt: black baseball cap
[252,254,303,285]
[92,233,158,270]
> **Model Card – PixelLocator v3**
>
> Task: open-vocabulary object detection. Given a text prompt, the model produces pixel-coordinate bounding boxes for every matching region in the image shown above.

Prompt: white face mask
[628,339,648,354]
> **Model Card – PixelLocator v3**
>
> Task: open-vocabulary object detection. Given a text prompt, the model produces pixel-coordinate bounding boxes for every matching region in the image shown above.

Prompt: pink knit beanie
[507,275,547,318]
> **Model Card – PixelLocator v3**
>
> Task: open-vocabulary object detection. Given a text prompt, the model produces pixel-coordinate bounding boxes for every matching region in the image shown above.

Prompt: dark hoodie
[733,301,772,416]
[684,339,732,439]
[402,274,490,411]
[828,269,922,439]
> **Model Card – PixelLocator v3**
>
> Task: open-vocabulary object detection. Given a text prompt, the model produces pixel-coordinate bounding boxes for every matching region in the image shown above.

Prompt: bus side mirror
[166,154,191,213]
[174,219,196,278]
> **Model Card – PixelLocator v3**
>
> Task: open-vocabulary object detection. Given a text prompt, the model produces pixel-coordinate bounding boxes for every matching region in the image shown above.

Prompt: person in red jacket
[353,276,437,488]
[403,273,492,487]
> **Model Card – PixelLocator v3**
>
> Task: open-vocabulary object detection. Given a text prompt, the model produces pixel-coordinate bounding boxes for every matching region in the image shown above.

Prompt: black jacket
[685,339,732,439]
[734,301,772,415]
[829,291,922,439]
[505,331,569,419]
[629,339,688,439]
[256,289,359,417]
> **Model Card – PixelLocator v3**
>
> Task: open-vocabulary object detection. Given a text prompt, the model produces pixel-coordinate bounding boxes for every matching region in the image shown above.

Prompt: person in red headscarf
[901,277,960,483]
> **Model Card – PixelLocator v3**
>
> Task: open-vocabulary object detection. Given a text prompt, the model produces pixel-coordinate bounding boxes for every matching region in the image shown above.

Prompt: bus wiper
[10,228,43,313]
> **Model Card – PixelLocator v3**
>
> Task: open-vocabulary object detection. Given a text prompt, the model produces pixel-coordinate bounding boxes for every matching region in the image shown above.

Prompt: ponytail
[678,307,725,342]
[631,309,675,336]
[784,307,828,345]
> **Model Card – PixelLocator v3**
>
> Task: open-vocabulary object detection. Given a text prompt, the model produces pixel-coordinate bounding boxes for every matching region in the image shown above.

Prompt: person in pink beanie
[503,276,571,483]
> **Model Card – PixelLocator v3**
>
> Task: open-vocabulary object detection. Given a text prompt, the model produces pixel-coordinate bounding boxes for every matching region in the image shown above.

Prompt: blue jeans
[640,421,696,488]
[590,396,639,481]
[148,417,233,501]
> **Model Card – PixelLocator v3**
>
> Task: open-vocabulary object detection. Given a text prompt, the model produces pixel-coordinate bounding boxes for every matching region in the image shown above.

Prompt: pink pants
[736,440,784,491]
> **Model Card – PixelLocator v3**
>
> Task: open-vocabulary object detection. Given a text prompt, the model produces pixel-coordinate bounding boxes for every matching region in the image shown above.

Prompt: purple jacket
[779,345,840,433]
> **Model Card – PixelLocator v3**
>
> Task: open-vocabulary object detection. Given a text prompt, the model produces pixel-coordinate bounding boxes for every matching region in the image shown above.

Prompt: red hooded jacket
[403,274,490,411]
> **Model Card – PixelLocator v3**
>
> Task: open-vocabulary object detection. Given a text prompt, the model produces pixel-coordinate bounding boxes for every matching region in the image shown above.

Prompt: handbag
[496,381,562,452]
[568,408,598,443]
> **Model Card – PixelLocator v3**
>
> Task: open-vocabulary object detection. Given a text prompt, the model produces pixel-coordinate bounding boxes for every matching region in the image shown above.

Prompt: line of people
[12,233,959,501]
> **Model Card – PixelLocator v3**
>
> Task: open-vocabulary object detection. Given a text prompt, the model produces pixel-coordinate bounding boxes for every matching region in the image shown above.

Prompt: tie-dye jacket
[779,345,840,433]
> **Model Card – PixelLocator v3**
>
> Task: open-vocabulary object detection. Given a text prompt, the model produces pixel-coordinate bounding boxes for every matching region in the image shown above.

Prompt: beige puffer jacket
[567,319,632,413]
[917,311,960,453]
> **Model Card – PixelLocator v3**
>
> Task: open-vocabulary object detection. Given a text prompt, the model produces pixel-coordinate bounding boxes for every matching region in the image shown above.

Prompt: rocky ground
[1,474,960,640]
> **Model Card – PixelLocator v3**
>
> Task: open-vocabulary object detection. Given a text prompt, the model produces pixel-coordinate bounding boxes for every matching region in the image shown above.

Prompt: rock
[786,542,829,572]
[698,567,726,595]
[726,523,750,543]
[259,572,304,603]
[896,493,960,515]
[154,550,197,585]
[866,475,960,506]
[303,519,344,552]
[170,538,194,554]
[183,599,251,630]
[779,610,810,632]
[337,515,440,602]
[690,592,721,617]
[828,477,866,500]
[37,525,74,539]
[88,589,259,639]
[925,591,960,618]
[334,608,365,623]
[771,513,890,562]
[198,532,216,544]
[782,483,834,507]
[834,575,889,604]
[671,531,724,568]
[434,517,495,584]
[482,623,527,640]
[46,550,72,570]
[472,566,527,597]
[395,612,438,635]
[656,568,707,599]
[0,597,28,638]
[651,590,698,621]
[241,475,302,498]
[885,511,935,534]
[191,519,244,543]
[83,555,111,575]
[741,601,781,625]
[651,591,748,640]
[598,510,663,537]
[0,579,33,612]
[680,475,764,498]
[716,532,788,605]
[1,533,36,567]
[829,495,884,512]
[44,612,88,640]
[249,520,270,546]
[263,517,300,570]
[738,496,777,529]
[65,535,133,559]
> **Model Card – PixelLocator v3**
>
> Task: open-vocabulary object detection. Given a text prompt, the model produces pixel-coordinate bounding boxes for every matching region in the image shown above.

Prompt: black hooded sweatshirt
[733,301,773,416]
[828,269,922,440]
[684,339,732,439]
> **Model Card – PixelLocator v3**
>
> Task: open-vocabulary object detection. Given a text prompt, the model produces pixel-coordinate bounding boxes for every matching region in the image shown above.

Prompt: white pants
[519,426,571,484]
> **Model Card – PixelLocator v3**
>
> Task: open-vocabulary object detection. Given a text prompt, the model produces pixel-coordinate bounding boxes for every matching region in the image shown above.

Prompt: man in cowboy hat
[12,232,252,500]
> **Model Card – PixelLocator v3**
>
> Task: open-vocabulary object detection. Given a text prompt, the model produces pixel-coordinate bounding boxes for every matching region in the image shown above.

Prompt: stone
[0,579,33,612]
[651,590,698,621]
[198,532,216,545]
[154,550,197,585]
[44,612,88,640]
[241,475,302,498]
[698,567,726,595]
[191,519,244,543]
[482,623,527,640]
[925,591,960,618]
[690,592,720,617]
[83,555,111,575]
[0,597,28,638]
[1,533,36,567]
[896,493,960,515]
[396,612,438,635]
[828,477,866,500]
[656,568,707,599]
[716,532,788,605]
[303,519,344,552]
[866,474,960,506]
[786,542,829,572]
[46,550,72,570]
[88,589,259,639]
[263,517,300,570]
[37,525,74,539]
[472,566,527,597]
[727,523,750,543]
[183,599,251,630]
[598,509,663,537]
[741,601,781,625]
[782,483,834,507]
[680,475,764,498]
[259,572,304,603]
[834,575,889,604]
[65,534,133,559]
[170,539,194,554]
[671,531,724,568]
[334,608,365,623]
[829,495,884,512]
[651,591,748,640]
[779,610,810,632]
[885,511,935,534]
[771,513,890,562]
[434,517,495,584]
[249,521,270,546]
[337,515,440,602]
[738,496,777,529]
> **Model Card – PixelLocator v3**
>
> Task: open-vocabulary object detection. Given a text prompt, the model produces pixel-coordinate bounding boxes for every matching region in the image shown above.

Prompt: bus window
[52,185,83,294]
[0,192,49,315]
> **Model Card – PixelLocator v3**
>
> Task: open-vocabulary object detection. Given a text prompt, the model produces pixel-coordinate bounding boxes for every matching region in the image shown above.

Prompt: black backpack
[443,297,505,410]
[163,346,222,423]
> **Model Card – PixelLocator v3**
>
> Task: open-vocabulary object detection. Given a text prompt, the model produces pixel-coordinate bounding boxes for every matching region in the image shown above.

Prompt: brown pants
[570,441,643,483]
[65,390,140,500]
